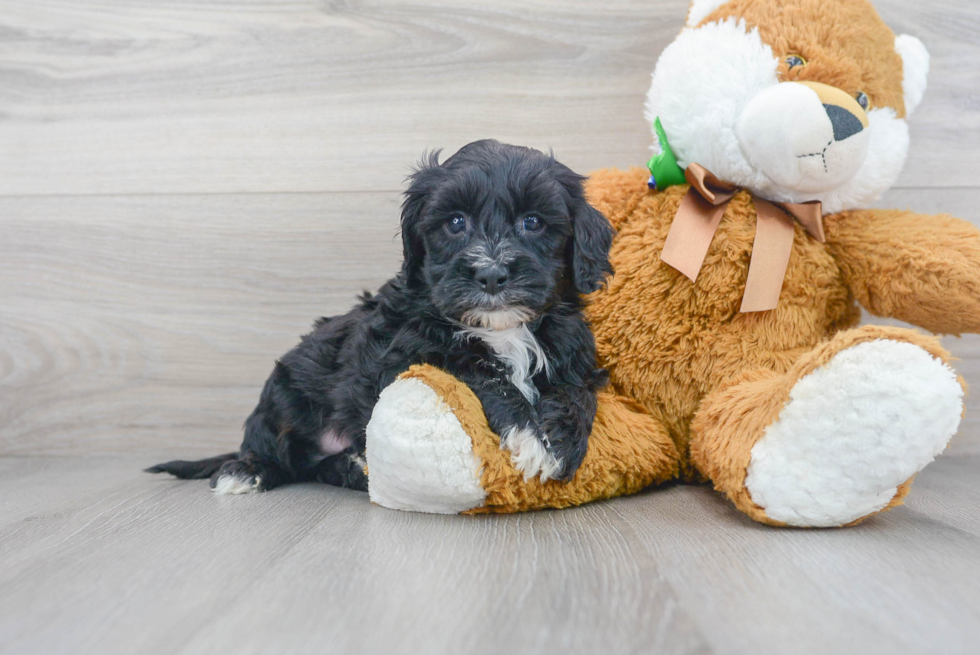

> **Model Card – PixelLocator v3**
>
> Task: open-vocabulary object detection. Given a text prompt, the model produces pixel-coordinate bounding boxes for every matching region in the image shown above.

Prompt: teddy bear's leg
[690,326,965,527]
[366,365,680,514]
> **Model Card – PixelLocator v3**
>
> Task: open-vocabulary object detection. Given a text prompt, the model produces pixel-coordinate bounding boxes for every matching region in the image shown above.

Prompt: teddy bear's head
[646,0,929,214]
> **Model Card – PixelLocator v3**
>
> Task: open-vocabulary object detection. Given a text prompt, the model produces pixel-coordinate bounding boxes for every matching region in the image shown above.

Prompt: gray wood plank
[0,0,977,195]
[0,455,977,655]
[905,454,980,536]
[615,477,980,655]
[0,457,152,527]
[0,192,403,456]
[0,458,709,655]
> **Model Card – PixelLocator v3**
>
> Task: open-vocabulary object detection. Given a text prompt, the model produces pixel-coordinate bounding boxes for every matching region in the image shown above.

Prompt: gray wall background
[2,0,978,457]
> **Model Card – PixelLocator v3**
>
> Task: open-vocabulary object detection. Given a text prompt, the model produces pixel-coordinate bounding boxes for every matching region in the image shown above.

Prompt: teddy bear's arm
[824,208,980,335]
[366,365,681,514]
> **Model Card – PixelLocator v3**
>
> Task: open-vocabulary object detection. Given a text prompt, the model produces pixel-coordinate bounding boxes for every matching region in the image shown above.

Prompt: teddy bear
[361,0,980,527]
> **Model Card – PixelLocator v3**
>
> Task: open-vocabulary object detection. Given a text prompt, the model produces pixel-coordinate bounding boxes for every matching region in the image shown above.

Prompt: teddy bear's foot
[365,376,487,514]
[692,326,964,527]
[366,365,681,514]
[745,338,962,526]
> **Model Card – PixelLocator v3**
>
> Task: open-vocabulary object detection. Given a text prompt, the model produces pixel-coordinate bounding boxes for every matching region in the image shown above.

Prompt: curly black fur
[147,140,614,493]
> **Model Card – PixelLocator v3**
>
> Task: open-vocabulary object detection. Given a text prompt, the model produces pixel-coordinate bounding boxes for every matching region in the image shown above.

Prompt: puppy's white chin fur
[460,307,535,330]
[457,308,551,404]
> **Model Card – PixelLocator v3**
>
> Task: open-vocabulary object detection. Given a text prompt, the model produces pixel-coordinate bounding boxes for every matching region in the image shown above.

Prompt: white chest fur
[458,324,550,404]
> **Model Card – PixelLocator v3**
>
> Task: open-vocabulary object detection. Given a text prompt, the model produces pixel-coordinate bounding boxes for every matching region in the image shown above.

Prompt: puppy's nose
[475,266,508,295]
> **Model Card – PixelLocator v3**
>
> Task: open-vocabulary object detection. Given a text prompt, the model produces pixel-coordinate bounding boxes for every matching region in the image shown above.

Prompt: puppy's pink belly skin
[319,430,351,455]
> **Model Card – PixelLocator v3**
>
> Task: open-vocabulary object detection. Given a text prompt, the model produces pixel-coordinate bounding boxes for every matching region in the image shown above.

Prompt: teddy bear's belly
[587,202,858,463]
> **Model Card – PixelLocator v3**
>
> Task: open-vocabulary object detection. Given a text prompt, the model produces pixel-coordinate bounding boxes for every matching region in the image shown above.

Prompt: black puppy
[147,140,613,494]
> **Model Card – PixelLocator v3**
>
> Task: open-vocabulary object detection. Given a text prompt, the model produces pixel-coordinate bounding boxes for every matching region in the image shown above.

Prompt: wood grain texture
[0,192,403,456]
[0,455,978,655]
[0,0,978,195]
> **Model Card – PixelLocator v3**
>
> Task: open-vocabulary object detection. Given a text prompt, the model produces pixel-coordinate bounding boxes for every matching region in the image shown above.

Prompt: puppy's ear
[562,171,614,294]
[400,150,443,287]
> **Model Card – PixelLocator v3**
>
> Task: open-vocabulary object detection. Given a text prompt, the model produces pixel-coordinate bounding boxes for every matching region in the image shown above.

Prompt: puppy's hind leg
[209,453,290,495]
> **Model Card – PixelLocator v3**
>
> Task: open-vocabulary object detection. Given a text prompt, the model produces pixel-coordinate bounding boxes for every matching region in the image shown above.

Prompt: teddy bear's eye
[785,54,807,68]
[855,91,870,111]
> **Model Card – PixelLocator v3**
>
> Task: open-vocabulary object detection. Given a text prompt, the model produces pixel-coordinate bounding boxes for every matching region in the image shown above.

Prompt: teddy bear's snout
[735,80,871,196]
[802,80,869,145]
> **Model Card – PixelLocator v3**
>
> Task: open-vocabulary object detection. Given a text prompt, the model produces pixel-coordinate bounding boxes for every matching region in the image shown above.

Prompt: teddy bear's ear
[895,34,930,117]
[685,0,729,27]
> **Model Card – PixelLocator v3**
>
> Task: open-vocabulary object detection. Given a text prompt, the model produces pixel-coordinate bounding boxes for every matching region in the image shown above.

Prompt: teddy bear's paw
[365,377,486,514]
[500,426,563,482]
[744,340,963,527]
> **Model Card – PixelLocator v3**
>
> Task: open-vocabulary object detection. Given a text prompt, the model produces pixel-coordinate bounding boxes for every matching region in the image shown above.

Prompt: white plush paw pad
[501,427,562,482]
[212,474,261,495]
[366,378,486,514]
[745,340,963,527]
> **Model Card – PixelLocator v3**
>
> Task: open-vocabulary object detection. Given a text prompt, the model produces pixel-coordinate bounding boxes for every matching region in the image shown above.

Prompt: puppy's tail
[145,452,239,479]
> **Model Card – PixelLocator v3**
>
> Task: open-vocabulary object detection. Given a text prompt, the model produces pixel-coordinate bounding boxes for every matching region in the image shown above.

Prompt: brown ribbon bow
[660,163,826,313]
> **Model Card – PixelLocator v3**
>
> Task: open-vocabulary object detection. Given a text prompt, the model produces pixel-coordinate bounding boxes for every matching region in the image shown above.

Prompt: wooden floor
[3,1,980,653]
[0,455,978,655]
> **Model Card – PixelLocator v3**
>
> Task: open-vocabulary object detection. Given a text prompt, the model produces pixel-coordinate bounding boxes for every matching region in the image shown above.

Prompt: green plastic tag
[646,117,687,190]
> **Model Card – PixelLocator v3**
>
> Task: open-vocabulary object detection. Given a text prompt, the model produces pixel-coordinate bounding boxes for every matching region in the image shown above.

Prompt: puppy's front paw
[536,420,589,482]
[501,426,563,482]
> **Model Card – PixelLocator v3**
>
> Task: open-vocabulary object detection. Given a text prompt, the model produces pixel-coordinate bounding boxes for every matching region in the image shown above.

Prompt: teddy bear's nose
[795,81,869,142]
[824,103,865,141]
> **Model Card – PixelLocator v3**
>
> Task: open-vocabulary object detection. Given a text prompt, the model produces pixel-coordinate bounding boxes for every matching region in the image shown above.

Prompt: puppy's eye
[522,215,543,232]
[855,91,870,111]
[446,215,466,235]
[785,54,806,69]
